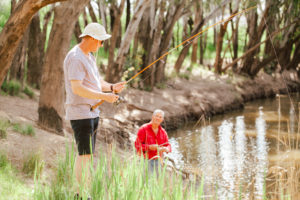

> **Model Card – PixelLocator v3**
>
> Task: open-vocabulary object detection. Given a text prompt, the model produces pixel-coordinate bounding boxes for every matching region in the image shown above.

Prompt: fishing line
[91,5,258,111]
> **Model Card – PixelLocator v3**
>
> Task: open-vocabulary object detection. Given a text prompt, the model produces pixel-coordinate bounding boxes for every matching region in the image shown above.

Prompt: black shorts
[70,117,99,155]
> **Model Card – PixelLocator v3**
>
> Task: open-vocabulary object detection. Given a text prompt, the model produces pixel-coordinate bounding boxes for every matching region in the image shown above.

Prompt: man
[135,109,171,173]
[63,23,125,199]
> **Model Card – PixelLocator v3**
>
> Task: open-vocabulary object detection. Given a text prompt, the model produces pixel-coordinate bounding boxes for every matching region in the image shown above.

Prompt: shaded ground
[0,69,299,183]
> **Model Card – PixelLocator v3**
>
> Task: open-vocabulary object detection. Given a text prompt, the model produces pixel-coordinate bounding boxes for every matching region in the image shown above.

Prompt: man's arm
[71,80,118,103]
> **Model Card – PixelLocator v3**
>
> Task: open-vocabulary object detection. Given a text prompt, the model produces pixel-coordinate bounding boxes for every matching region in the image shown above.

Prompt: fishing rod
[90,5,257,111]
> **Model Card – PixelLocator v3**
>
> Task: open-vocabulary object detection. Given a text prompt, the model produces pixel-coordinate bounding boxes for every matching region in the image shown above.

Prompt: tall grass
[33,145,204,200]
[0,152,32,199]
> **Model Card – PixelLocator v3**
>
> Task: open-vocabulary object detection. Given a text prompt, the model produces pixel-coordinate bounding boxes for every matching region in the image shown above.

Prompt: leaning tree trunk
[38,0,90,134]
[27,13,44,88]
[106,0,151,83]
[0,0,67,87]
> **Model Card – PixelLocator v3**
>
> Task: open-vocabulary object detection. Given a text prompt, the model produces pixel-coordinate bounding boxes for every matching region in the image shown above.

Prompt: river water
[167,93,300,199]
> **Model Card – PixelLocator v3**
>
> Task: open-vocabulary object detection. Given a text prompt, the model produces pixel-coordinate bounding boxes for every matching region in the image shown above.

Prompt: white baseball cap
[79,23,111,41]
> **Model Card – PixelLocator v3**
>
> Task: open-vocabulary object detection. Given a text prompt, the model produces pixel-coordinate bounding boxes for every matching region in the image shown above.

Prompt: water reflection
[254,108,268,199]
[218,120,235,199]
[168,94,300,198]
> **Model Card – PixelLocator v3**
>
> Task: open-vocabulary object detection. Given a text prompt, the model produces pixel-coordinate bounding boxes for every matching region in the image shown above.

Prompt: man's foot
[74,193,92,200]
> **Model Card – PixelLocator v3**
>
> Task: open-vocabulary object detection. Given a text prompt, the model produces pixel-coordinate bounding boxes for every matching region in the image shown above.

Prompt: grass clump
[22,152,44,178]
[1,80,21,96]
[23,86,34,98]
[0,119,10,139]
[13,123,35,136]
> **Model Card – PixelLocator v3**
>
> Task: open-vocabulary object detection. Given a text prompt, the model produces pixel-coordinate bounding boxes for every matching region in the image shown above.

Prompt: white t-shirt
[64,45,102,120]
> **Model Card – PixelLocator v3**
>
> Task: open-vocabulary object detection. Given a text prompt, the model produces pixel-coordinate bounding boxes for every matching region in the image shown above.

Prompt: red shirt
[135,123,171,160]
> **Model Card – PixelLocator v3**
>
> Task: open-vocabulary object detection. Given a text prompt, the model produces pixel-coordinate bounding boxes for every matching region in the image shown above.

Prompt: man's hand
[159,147,170,153]
[112,81,126,93]
[103,93,119,103]
[148,144,158,151]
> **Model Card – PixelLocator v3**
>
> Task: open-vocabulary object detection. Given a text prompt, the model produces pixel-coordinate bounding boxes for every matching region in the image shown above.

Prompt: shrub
[22,152,44,178]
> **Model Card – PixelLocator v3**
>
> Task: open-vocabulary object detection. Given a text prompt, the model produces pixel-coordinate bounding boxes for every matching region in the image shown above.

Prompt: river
[167,93,300,199]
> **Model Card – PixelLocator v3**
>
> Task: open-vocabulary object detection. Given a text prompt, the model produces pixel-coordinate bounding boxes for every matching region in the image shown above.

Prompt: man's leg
[75,154,92,188]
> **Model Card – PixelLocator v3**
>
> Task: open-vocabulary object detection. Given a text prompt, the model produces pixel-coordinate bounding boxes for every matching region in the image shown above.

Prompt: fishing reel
[114,95,126,106]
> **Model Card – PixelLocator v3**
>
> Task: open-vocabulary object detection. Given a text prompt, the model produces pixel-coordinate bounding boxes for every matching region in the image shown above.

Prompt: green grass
[23,86,34,98]
[1,80,22,96]
[33,146,205,200]
[13,123,35,136]
[22,152,44,178]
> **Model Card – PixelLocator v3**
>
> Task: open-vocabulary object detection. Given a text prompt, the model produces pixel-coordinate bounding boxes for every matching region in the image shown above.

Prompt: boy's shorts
[70,117,99,155]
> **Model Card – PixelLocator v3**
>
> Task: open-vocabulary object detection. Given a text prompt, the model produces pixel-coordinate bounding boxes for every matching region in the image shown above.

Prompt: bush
[22,152,44,178]
[1,80,21,96]
[13,123,35,136]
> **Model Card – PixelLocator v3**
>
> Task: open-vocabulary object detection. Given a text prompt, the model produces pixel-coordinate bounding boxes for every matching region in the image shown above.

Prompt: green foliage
[1,80,21,96]
[13,123,35,136]
[23,86,34,98]
[22,152,44,178]
[0,119,10,139]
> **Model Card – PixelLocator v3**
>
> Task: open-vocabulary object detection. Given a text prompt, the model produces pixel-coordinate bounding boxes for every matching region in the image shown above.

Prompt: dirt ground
[0,69,299,182]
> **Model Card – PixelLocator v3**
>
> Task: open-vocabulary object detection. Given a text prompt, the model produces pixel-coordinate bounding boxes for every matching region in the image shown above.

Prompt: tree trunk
[27,13,44,89]
[38,0,90,134]
[213,18,229,74]
[106,0,151,83]
[240,3,270,76]
[125,0,131,29]
[191,2,201,64]
[140,0,165,88]
[287,39,300,70]
[74,20,82,43]
[0,0,67,87]
[9,0,28,83]
[88,2,98,22]
[229,1,240,71]
[9,29,29,85]
[106,0,126,82]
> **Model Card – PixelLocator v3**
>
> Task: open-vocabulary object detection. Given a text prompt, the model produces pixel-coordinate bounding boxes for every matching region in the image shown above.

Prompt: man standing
[135,109,171,173]
[64,23,125,199]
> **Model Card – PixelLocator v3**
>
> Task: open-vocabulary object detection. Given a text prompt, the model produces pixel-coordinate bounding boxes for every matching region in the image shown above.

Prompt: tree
[38,0,90,134]
[0,0,67,87]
